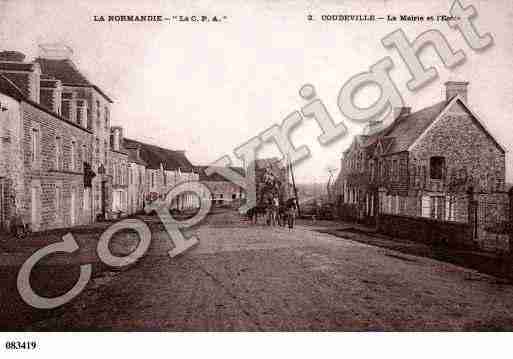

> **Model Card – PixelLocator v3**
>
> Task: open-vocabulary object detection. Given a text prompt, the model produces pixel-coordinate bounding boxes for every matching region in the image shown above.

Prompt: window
[430,156,445,180]
[31,186,40,230]
[55,135,62,170]
[411,165,417,186]
[83,187,91,211]
[112,163,116,184]
[82,144,87,164]
[55,185,61,220]
[421,195,430,218]
[61,92,72,120]
[393,195,399,214]
[392,160,398,181]
[76,100,84,125]
[495,171,503,192]
[96,100,101,120]
[431,196,446,220]
[87,108,92,129]
[70,140,77,171]
[31,127,40,164]
[447,195,456,221]
[232,193,236,200]
[104,106,109,129]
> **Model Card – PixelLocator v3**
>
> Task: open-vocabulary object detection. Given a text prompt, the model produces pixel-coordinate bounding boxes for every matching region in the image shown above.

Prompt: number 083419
[5,341,37,350]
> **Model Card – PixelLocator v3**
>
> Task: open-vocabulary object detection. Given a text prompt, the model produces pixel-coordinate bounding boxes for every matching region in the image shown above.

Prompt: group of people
[246,196,298,230]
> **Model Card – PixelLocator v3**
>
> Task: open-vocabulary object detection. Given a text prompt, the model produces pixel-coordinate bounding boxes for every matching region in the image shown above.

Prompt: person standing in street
[286,197,297,230]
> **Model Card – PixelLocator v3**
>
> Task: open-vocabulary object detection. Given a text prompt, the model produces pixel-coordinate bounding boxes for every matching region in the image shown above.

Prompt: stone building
[0,54,93,231]
[197,166,245,206]
[124,141,147,215]
[335,81,506,224]
[123,138,199,211]
[33,44,114,223]
[108,126,129,218]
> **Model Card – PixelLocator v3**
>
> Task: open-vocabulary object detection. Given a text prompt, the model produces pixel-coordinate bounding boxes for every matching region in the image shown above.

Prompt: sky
[1,0,512,184]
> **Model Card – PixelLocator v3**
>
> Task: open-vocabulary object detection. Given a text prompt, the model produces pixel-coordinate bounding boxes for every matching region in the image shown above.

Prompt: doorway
[101,180,107,219]
[70,188,76,226]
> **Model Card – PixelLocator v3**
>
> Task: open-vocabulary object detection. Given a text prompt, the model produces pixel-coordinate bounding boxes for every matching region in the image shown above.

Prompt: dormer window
[76,100,84,126]
[61,92,72,120]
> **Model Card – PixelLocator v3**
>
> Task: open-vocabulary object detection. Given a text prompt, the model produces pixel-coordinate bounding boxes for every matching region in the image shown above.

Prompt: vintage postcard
[0,0,512,357]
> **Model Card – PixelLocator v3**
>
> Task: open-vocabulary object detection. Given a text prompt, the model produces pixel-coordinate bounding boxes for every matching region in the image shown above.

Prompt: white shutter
[421,195,430,218]
[445,196,450,221]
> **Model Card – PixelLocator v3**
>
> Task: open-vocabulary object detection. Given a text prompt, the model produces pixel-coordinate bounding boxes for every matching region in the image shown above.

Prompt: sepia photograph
[0,0,512,357]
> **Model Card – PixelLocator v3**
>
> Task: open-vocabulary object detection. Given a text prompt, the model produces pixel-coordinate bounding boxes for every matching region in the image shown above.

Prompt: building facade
[197,166,245,206]
[33,44,115,223]
[0,45,202,234]
[124,143,147,215]
[335,81,506,225]
[123,138,199,211]
[0,51,94,232]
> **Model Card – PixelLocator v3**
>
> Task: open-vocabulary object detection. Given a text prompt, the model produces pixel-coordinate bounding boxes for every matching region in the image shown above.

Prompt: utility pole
[326,167,337,201]
[289,157,300,216]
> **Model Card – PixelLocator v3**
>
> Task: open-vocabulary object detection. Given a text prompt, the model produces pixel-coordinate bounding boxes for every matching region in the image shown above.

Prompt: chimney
[38,43,74,60]
[445,81,468,103]
[0,51,40,103]
[393,106,411,119]
[0,51,26,62]
[39,76,62,114]
[111,126,123,151]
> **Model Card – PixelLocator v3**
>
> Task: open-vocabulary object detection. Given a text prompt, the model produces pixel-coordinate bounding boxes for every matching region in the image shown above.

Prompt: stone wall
[410,99,506,194]
[0,94,23,231]
[378,213,475,249]
[21,100,93,231]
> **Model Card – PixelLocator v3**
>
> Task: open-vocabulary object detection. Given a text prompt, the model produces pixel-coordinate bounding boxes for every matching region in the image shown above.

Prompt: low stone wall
[377,214,475,249]
[337,203,359,222]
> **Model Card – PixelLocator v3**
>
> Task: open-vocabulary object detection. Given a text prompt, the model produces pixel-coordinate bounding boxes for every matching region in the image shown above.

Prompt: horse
[284,197,298,230]
[246,204,267,225]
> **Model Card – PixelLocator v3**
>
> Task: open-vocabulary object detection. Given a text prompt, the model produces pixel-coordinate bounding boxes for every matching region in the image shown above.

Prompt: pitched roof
[34,58,113,103]
[126,148,147,166]
[123,138,194,172]
[0,73,92,134]
[0,73,25,100]
[383,100,448,154]
[196,166,245,181]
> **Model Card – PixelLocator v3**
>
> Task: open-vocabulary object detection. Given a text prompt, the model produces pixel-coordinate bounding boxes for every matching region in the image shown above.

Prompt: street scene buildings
[1,36,513,333]
[334,81,511,252]
[0,45,203,234]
